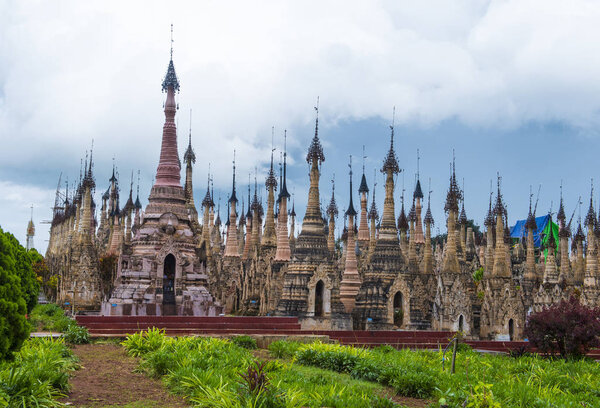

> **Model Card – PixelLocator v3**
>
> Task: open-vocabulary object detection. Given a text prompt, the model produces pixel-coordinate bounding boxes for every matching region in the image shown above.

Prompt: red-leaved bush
[524,296,600,359]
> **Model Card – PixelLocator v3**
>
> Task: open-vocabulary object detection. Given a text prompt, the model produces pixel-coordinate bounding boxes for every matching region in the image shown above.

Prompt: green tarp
[541,219,559,257]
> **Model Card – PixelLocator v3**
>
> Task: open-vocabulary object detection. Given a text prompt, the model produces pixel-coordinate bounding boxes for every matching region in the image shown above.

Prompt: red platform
[75,316,599,359]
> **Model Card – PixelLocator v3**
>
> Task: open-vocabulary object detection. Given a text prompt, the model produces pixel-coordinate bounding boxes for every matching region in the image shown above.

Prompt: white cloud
[2,0,600,250]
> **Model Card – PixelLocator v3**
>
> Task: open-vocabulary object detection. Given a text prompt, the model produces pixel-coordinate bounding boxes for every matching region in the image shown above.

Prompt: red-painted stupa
[104,42,221,316]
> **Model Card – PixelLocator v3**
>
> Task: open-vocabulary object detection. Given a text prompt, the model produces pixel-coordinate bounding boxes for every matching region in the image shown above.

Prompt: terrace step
[76,316,299,324]
[81,323,301,330]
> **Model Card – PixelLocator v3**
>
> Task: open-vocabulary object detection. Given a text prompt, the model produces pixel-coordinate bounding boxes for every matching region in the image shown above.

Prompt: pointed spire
[484,181,495,227]
[306,97,325,165]
[358,145,369,194]
[210,176,215,207]
[87,140,94,178]
[134,170,142,209]
[161,24,180,92]
[109,159,117,182]
[123,170,134,211]
[444,152,462,213]
[525,185,537,231]
[202,166,212,208]
[408,197,416,222]
[278,130,291,200]
[584,179,596,229]
[251,167,260,214]
[413,149,423,199]
[327,174,338,218]
[557,181,566,224]
[424,182,434,226]
[346,156,357,217]
[397,181,409,231]
[277,151,283,206]
[228,150,238,203]
[82,142,95,190]
[459,180,467,225]
[493,173,505,217]
[381,107,400,174]
[368,170,379,221]
[574,222,585,242]
[184,109,196,164]
[246,175,253,219]
[265,126,278,189]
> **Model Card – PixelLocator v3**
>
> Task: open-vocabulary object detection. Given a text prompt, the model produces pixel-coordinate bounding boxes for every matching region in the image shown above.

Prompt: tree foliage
[525,296,600,359]
[30,249,57,302]
[3,232,39,313]
[0,227,37,360]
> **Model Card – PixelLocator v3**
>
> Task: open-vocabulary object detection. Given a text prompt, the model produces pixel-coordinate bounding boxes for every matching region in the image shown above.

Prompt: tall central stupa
[104,42,221,316]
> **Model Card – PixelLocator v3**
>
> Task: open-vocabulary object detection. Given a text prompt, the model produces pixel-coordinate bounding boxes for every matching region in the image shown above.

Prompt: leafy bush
[125,331,398,408]
[239,361,270,396]
[294,342,436,399]
[231,335,257,350]
[0,337,77,407]
[29,303,74,333]
[295,342,367,373]
[0,228,31,361]
[121,327,171,357]
[124,332,600,407]
[525,296,600,359]
[64,324,90,344]
[387,369,435,399]
[267,340,302,359]
[30,250,57,303]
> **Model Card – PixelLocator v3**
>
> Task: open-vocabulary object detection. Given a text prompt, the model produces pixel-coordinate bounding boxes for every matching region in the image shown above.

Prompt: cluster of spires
[51,26,600,273]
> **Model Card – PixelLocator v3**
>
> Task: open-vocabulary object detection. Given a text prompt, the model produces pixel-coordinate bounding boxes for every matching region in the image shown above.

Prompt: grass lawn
[122,329,600,407]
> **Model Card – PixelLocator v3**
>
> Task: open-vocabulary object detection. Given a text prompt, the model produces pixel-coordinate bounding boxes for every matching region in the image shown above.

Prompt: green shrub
[295,342,367,373]
[121,327,170,357]
[0,337,76,407]
[125,331,397,408]
[388,369,436,399]
[375,345,395,354]
[293,342,437,399]
[0,228,31,361]
[231,335,257,350]
[64,324,90,344]
[268,340,302,359]
[29,303,74,333]
[123,333,600,408]
[350,358,382,382]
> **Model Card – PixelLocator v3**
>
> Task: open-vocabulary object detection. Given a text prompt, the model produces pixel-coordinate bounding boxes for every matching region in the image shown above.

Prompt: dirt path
[64,343,188,408]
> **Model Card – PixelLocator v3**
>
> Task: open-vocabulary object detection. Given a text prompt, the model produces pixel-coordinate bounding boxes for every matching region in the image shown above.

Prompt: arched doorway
[393,292,403,327]
[508,318,514,341]
[163,254,176,315]
[458,315,464,332]
[315,280,324,317]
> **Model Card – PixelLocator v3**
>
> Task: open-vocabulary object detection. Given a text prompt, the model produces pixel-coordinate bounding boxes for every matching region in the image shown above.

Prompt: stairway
[319,330,455,349]
[76,315,303,337]
[74,316,600,359]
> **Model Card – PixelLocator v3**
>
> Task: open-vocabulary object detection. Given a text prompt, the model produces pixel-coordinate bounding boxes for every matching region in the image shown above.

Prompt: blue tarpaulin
[510,215,550,248]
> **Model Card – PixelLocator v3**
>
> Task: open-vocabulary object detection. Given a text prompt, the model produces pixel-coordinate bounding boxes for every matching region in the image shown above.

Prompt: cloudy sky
[2,0,600,251]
